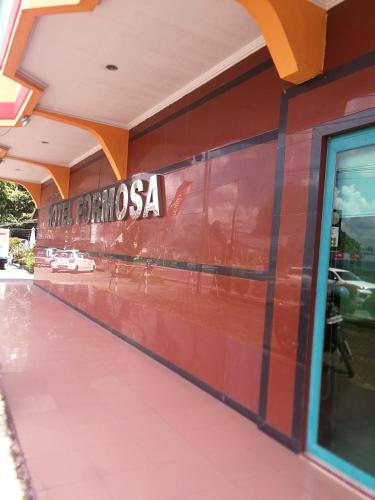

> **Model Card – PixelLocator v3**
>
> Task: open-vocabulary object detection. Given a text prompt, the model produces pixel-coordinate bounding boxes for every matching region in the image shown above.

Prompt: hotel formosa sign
[48,174,163,227]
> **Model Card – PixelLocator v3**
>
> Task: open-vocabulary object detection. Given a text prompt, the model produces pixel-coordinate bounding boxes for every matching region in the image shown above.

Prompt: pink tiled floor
[0,283,371,500]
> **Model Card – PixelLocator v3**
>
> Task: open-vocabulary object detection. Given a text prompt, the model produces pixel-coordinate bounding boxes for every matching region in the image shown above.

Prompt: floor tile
[0,283,370,500]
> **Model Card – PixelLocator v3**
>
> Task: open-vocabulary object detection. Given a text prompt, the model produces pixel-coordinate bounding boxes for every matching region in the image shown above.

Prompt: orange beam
[0,177,41,208]
[34,109,129,181]
[0,146,8,159]
[7,155,70,200]
[0,0,100,126]
[4,1,100,76]
[236,0,327,84]
[22,1,100,16]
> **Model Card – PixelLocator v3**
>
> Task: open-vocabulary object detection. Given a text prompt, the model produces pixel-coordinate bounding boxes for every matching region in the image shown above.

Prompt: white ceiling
[0,115,98,182]
[0,158,47,183]
[20,0,261,128]
[0,115,97,165]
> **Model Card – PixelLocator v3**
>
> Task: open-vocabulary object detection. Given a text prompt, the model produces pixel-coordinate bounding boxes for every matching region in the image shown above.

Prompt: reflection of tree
[341,216,375,253]
[255,205,273,237]
[208,221,227,263]
[338,229,361,252]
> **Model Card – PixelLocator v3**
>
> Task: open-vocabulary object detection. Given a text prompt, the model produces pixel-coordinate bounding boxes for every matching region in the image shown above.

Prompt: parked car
[51,250,95,273]
[35,247,58,267]
[328,267,375,301]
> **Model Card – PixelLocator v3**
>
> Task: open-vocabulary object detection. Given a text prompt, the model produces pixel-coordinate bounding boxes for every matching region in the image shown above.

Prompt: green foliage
[9,237,22,254]
[19,249,35,274]
[339,229,362,252]
[0,181,35,225]
[9,238,35,273]
[10,239,28,263]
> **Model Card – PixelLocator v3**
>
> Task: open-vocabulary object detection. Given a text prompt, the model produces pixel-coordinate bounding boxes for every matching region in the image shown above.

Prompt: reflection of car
[51,250,95,273]
[328,267,375,300]
[35,247,58,267]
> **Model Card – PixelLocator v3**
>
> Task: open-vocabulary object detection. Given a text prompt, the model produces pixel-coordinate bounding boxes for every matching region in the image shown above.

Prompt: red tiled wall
[38,142,276,271]
[128,65,284,175]
[36,139,277,415]
[324,0,375,71]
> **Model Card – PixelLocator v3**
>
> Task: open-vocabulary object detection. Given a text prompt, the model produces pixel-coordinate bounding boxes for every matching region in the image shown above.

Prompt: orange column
[236,0,326,84]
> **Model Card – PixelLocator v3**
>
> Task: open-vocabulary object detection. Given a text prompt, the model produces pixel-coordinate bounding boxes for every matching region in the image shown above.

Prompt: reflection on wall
[35,140,277,414]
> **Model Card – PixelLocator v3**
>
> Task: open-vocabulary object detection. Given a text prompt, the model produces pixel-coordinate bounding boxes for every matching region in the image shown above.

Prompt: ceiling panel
[0,158,46,183]
[0,115,98,165]
[20,0,260,127]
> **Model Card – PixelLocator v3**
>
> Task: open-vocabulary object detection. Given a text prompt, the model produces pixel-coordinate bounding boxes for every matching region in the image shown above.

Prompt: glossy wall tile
[37,141,277,273]
[36,133,276,417]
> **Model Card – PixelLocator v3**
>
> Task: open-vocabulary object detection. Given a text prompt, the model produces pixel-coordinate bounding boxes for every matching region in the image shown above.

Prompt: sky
[334,144,375,249]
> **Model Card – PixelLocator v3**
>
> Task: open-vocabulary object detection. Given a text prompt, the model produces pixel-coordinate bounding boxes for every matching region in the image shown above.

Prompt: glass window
[55,252,72,258]
[317,141,375,478]
[335,270,360,281]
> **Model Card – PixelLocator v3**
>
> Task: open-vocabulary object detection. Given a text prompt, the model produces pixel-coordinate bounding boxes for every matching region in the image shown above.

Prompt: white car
[328,267,375,299]
[51,250,95,273]
[35,247,58,267]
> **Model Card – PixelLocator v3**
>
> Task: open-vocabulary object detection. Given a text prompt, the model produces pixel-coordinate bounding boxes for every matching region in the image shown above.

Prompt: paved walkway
[0,282,371,500]
[0,264,34,280]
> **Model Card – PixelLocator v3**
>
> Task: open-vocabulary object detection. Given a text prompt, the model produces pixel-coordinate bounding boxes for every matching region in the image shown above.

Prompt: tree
[338,229,361,253]
[0,181,35,225]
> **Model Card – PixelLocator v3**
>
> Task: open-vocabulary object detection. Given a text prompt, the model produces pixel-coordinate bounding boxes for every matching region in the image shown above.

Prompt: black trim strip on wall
[33,281,261,431]
[208,129,278,160]
[259,421,300,452]
[258,92,288,422]
[290,129,323,445]
[291,106,375,444]
[130,59,274,142]
[36,246,272,282]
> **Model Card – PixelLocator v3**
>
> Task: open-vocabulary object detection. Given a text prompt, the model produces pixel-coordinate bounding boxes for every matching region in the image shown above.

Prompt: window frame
[307,125,375,492]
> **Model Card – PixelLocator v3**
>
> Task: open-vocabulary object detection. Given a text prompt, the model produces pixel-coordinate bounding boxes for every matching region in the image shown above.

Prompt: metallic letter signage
[48,174,163,227]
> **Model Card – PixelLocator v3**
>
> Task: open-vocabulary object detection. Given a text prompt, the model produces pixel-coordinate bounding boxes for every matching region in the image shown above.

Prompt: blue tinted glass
[318,142,375,478]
